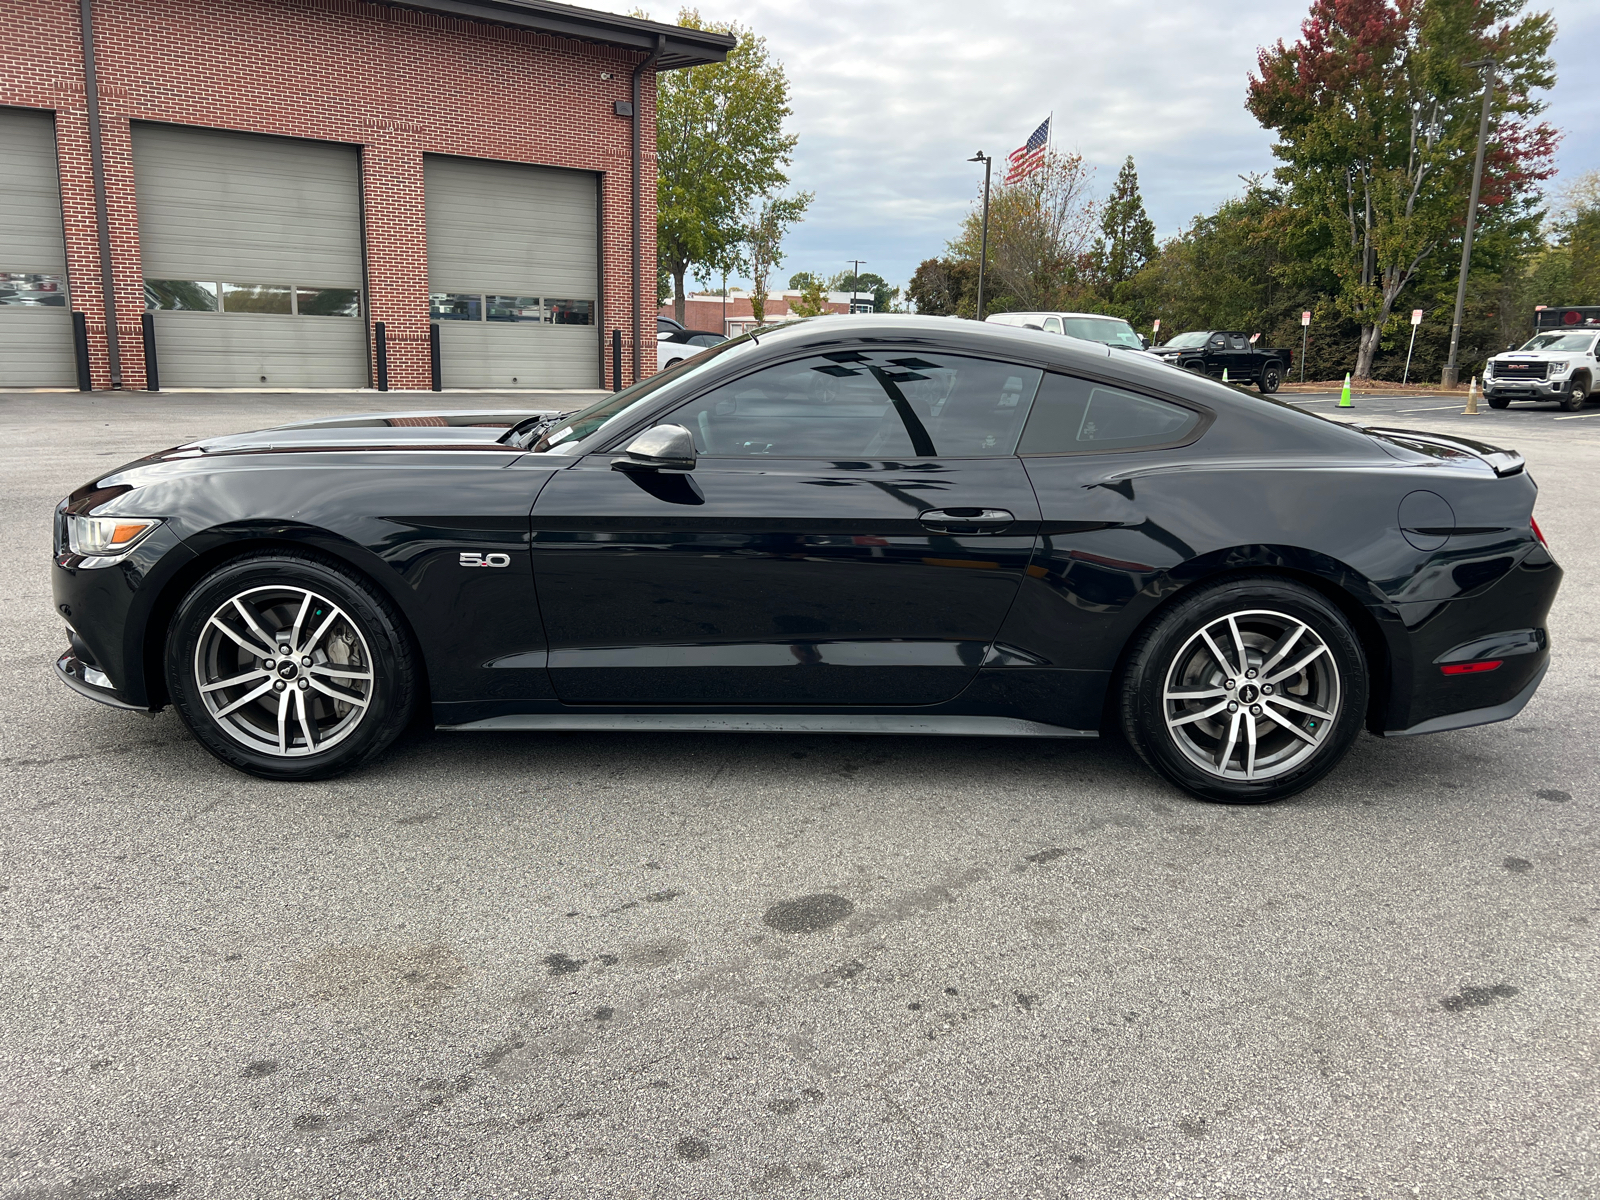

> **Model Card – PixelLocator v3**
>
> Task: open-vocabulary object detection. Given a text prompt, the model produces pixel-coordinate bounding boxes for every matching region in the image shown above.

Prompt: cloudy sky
[596,0,1600,295]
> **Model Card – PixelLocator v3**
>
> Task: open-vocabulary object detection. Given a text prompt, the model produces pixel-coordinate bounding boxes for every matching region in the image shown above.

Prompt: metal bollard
[429,323,442,392]
[140,311,160,391]
[374,321,389,392]
[612,328,623,392]
[72,311,92,391]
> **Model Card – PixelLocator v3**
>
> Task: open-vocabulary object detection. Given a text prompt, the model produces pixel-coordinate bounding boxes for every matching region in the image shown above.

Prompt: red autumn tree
[1248,0,1556,379]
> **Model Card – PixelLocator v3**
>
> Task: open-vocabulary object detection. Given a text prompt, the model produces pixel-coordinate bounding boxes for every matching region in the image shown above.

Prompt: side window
[1043,317,1063,334]
[1207,333,1226,349]
[1017,374,1201,455]
[666,350,1043,458]
[1226,334,1248,351]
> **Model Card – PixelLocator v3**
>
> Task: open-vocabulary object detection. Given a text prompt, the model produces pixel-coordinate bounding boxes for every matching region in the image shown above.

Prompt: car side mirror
[612,423,696,472]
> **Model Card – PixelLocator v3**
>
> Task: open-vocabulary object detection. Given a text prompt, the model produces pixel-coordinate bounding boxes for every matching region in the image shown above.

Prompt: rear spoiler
[1361,426,1525,477]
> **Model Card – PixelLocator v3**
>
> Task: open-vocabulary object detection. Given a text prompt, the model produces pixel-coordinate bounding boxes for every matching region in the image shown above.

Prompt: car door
[1224,333,1252,378]
[997,371,1210,675]
[528,346,1045,705]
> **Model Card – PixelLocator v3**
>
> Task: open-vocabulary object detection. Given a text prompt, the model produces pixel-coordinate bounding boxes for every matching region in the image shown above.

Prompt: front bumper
[56,648,146,711]
[1484,375,1568,397]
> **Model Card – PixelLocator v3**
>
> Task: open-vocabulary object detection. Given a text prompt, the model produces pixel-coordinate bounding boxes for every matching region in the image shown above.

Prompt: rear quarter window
[1017,373,1201,454]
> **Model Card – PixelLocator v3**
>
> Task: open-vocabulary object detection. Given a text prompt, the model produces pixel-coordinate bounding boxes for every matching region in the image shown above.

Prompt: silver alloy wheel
[1161,608,1341,781]
[194,585,374,757]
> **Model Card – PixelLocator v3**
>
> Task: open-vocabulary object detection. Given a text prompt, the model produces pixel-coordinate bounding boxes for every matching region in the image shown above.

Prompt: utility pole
[847,258,866,313]
[1444,57,1497,389]
[968,152,992,322]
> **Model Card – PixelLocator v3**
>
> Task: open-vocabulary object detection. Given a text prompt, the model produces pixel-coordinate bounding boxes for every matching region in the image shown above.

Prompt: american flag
[1005,117,1050,185]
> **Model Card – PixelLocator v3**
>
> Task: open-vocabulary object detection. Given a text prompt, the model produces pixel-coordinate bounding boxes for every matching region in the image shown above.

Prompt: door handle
[919,507,1015,534]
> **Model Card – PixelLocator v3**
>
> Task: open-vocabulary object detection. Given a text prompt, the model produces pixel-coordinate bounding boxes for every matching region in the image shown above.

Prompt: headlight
[66,515,162,556]
[1548,360,1570,375]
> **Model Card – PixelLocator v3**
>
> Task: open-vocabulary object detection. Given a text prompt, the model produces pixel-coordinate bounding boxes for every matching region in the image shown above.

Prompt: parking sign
[1411,309,1423,326]
[1301,311,1311,326]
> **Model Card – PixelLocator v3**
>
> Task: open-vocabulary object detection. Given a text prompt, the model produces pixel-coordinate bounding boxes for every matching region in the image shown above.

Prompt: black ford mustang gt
[52,315,1559,802]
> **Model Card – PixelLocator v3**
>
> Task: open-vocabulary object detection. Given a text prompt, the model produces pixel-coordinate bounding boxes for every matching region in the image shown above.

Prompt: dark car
[1150,331,1294,394]
[52,315,1559,803]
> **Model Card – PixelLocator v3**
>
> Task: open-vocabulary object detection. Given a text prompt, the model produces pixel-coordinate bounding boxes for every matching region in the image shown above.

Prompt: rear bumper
[1383,659,1547,737]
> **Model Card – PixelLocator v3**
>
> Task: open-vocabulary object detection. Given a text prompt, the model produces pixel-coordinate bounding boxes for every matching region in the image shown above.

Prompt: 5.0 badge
[459,552,511,568]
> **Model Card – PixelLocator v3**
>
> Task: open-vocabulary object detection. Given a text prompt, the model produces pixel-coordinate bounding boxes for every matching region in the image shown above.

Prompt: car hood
[165,408,565,457]
[1490,351,1578,363]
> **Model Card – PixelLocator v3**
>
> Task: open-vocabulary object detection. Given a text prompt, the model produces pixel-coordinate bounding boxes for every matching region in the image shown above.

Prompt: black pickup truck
[1148,331,1294,394]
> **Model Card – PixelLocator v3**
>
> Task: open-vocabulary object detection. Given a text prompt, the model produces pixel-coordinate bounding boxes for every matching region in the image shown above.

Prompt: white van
[984,311,1148,352]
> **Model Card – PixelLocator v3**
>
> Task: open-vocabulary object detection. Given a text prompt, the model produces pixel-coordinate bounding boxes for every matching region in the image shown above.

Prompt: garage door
[132,123,366,388]
[425,155,598,389]
[0,108,75,388]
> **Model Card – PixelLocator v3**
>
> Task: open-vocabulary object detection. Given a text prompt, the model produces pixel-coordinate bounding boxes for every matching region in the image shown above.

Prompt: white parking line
[1553,410,1600,420]
[1395,404,1466,413]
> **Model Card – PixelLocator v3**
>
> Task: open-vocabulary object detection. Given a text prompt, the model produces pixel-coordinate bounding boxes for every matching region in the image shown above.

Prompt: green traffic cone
[1222,367,1230,383]
[1337,372,1353,408]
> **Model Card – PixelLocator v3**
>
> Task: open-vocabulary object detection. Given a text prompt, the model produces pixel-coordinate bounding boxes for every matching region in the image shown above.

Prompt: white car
[656,328,729,371]
[1484,330,1598,411]
[984,311,1149,353]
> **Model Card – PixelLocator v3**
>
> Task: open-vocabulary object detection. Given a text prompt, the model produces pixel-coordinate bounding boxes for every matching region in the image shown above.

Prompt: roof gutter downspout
[78,0,122,388]
[631,33,665,385]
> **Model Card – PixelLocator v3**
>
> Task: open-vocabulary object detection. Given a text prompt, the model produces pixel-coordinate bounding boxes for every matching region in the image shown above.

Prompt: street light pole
[847,258,866,313]
[968,152,992,322]
[1444,57,1497,389]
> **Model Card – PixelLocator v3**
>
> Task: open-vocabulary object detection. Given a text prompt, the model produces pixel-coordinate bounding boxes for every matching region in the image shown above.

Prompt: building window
[296,286,360,317]
[146,280,219,311]
[487,295,541,322]
[431,293,483,321]
[221,283,292,314]
[544,299,593,326]
[0,272,69,307]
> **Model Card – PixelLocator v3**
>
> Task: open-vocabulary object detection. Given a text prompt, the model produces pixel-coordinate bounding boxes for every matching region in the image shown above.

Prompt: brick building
[663,289,873,337]
[0,0,730,391]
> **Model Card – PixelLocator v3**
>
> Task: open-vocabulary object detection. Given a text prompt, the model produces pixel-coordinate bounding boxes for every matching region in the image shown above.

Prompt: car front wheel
[1487,394,1510,409]
[1120,576,1368,803]
[166,551,417,780]
[1559,376,1588,412]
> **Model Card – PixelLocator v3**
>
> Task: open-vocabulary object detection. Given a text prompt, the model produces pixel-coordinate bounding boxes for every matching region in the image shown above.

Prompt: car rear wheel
[1559,376,1588,412]
[1258,363,1282,394]
[1120,576,1367,803]
[166,552,417,780]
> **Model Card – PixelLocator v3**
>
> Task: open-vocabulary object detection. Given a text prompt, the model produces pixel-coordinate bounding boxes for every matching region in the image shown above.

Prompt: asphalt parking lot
[2,388,1596,1200]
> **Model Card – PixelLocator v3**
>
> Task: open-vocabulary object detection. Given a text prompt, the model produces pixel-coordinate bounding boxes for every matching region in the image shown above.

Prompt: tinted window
[668,350,1042,458]
[1226,334,1248,351]
[146,280,218,311]
[296,286,360,317]
[1017,374,1200,454]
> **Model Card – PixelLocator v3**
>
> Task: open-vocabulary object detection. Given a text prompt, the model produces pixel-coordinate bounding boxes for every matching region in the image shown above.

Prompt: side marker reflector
[1441,660,1503,676]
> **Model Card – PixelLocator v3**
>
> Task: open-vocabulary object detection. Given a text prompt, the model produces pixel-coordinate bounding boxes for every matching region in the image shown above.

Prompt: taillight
[1531,518,1547,548]
[1442,660,1503,676]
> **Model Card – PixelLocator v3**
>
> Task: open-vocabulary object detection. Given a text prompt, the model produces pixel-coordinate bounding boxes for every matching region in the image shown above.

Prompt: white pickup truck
[1484,329,1599,411]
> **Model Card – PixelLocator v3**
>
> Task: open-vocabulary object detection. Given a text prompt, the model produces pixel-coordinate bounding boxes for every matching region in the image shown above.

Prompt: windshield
[533,331,760,453]
[1518,332,1596,353]
[1061,317,1144,350]
[1163,331,1210,349]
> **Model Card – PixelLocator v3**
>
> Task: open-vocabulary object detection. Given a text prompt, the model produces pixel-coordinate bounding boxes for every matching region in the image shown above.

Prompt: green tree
[1095,156,1158,294]
[907,257,974,316]
[790,276,830,317]
[1248,0,1557,379]
[947,150,1100,314]
[826,270,898,313]
[743,192,811,323]
[656,9,799,323]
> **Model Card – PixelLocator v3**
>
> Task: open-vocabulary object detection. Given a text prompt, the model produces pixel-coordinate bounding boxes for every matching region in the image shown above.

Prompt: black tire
[1119,575,1368,803]
[1185,360,1209,377]
[165,551,418,780]
[1487,394,1510,409]
[1559,376,1588,412]
[1258,363,1283,394]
